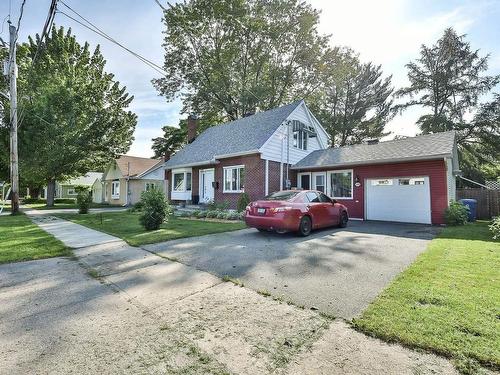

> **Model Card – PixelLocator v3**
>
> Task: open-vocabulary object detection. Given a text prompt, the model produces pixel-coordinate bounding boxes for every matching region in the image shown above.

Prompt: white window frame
[312,172,326,193]
[171,170,192,193]
[145,182,157,191]
[327,169,353,200]
[223,165,245,193]
[297,172,311,190]
[111,180,120,199]
[67,188,77,196]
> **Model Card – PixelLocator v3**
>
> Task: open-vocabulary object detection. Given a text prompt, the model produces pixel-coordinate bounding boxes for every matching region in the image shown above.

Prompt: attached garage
[365,177,431,224]
[292,131,460,225]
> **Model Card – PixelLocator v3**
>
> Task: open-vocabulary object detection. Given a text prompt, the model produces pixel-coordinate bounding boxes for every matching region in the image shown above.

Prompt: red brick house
[164,100,459,224]
[164,100,329,208]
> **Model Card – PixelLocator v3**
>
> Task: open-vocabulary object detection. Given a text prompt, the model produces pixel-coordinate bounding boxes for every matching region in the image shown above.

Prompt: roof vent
[366,139,379,145]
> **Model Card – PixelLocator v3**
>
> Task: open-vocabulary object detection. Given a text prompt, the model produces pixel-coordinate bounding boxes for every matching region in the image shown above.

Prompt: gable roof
[292,131,456,169]
[164,100,303,169]
[62,172,103,186]
[115,155,162,177]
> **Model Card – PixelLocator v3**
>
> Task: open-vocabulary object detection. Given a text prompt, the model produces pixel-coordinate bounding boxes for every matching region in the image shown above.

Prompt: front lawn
[56,211,246,246]
[354,221,500,370]
[0,214,70,264]
[24,202,112,210]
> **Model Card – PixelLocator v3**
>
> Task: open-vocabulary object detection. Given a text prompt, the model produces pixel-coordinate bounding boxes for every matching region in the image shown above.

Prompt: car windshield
[263,191,300,201]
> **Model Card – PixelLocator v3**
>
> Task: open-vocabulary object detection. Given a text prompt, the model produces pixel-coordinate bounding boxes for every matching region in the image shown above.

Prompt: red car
[245,190,349,236]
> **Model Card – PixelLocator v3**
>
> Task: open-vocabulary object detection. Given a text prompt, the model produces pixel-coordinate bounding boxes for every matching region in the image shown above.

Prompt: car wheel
[339,211,348,228]
[298,216,312,237]
[257,228,267,232]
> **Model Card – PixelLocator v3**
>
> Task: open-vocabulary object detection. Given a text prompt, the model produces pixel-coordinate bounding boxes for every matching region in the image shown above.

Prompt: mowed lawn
[0,214,70,264]
[24,202,112,210]
[354,221,500,369]
[56,211,246,246]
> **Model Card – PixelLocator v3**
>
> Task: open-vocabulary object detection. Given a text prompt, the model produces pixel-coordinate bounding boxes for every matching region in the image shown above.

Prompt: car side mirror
[331,199,337,204]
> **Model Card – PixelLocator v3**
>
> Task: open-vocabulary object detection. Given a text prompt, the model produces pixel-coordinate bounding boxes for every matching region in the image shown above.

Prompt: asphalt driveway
[144,221,440,318]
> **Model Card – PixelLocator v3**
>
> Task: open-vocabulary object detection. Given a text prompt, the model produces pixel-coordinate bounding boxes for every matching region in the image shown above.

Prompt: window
[314,174,325,193]
[399,178,425,186]
[172,170,192,192]
[318,193,331,203]
[67,188,77,195]
[299,173,311,190]
[264,191,300,201]
[145,182,157,191]
[329,170,352,199]
[292,120,310,150]
[306,191,320,202]
[371,179,393,186]
[111,181,120,199]
[223,165,245,193]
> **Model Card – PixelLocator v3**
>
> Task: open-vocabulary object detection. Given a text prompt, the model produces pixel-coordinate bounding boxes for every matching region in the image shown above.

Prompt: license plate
[257,208,266,214]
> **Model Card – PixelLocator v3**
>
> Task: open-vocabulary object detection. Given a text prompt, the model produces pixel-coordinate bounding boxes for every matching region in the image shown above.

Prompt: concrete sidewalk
[0,214,458,374]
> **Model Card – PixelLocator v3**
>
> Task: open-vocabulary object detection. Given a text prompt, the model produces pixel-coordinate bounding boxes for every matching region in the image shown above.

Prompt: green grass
[0,214,70,264]
[56,211,246,246]
[353,221,500,370]
[24,202,112,210]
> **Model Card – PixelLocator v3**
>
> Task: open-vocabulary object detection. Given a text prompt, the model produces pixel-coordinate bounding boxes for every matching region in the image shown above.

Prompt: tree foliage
[396,28,500,181]
[154,0,328,123]
[309,47,394,146]
[152,123,186,159]
[0,26,137,204]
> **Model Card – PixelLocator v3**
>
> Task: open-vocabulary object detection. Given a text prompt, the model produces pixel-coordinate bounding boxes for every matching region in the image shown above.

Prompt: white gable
[103,161,123,180]
[140,165,164,180]
[259,101,329,163]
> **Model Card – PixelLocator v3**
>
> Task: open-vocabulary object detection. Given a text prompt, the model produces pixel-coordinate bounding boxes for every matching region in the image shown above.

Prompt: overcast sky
[2,0,499,158]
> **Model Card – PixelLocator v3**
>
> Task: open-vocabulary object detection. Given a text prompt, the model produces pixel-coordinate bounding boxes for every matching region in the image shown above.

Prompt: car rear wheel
[298,216,312,237]
[339,211,348,228]
[257,228,267,233]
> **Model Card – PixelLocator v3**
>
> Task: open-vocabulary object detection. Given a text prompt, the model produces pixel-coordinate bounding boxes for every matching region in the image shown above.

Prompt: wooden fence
[456,188,500,219]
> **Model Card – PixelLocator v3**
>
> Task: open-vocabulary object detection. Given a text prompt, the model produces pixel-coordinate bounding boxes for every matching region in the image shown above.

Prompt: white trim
[111,180,120,199]
[199,168,215,202]
[171,169,192,193]
[327,169,354,200]
[312,172,326,193]
[165,160,216,170]
[297,172,312,189]
[265,159,269,196]
[280,162,283,190]
[214,149,260,159]
[222,165,245,193]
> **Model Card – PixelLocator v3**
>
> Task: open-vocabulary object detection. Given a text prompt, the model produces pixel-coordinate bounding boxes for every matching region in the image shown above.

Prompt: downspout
[286,120,290,189]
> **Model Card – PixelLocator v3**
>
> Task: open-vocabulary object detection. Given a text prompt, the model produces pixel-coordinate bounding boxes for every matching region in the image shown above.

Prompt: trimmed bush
[237,193,250,212]
[216,211,226,219]
[206,210,218,218]
[76,187,92,214]
[139,189,172,230]
[55,198,77,204]
[444,201,469,226]
[191,210,201,217]
[22,197,46,204]
[489,217,500,239]
[196,210,207,218]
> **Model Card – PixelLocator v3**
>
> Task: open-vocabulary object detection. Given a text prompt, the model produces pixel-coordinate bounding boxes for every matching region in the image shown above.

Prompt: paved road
[144,221,440,318]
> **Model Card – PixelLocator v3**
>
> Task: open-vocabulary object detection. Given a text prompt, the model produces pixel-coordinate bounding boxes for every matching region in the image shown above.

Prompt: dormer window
[292,120,315,151]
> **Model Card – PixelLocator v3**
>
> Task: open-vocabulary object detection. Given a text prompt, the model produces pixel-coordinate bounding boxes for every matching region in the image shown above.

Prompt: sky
[1,0,499,158]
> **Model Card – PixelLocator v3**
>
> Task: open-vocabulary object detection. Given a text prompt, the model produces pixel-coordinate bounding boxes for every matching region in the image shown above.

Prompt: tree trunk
[46,179,56,207]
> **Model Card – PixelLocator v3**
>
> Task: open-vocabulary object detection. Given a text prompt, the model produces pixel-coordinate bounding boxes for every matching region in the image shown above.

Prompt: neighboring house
[165,100,459,225]
[101,155,164,205]
[163,100,329,208]
[42,172,103,200]
[292,131,459,224]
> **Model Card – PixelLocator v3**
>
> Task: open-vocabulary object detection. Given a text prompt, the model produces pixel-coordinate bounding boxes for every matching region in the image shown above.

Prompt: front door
[200,169,215,203]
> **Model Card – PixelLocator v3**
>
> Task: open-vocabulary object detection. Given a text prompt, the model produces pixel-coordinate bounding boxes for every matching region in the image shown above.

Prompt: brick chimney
[163,152,171,162]
[187,115,198,143]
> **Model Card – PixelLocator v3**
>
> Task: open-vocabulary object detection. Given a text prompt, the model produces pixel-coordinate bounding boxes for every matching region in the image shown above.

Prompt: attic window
[291,120,316,150]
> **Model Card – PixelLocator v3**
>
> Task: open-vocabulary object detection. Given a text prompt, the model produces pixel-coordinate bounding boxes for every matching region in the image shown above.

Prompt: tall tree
[309,47,394,146]
[152,122,187,159]
[0,26,137,205]
[154,0,328,123]
[396,28,500,181]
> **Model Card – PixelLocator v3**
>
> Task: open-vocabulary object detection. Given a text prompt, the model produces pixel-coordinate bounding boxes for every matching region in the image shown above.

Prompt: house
[292,131,459,224]
[163,100,329,207]
[101,155,165,205]
[164,100,459,225]
[42,172,103,200]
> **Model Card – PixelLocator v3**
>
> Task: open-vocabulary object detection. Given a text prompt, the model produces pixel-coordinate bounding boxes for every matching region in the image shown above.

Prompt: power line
[57,1,167,76]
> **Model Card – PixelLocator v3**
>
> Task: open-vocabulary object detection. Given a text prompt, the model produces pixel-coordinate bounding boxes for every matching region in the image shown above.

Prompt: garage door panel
[366,177,431,224]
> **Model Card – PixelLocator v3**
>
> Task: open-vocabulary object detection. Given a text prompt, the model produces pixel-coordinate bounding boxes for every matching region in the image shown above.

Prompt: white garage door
[366,177,431,224]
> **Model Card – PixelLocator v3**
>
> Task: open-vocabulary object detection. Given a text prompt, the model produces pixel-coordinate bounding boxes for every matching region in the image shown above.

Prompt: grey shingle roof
[292,131,456,169]
[164,100,303,169]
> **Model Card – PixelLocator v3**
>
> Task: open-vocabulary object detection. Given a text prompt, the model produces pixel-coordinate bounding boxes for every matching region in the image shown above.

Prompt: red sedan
[245,190,349,236]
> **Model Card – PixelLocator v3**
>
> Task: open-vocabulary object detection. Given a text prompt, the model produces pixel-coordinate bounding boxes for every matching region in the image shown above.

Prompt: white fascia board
[164,160,218,170]
[213,149,260,159]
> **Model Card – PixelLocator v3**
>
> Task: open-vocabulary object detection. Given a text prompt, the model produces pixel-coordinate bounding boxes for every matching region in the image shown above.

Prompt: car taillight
[270,206,292,213]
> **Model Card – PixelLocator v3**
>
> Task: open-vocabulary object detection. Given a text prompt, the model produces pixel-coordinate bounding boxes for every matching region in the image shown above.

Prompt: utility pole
[8,23,19,214]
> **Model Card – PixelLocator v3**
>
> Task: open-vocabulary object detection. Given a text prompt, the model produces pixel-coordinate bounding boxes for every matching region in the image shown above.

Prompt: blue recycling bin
[459,199,477,222]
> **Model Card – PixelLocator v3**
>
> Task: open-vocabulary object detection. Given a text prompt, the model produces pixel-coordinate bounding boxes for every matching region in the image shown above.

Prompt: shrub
[191,210,201,217]
[22,197,46,204]
[55,198,77,204]
[207,200,230,211]
[216,211,226,219]
[206,210,218,218]
[489,216,500,240]
[444,201,469,226]
[237,193,250,212]
[196,210,207,218]
[139,189,172,230]
[76,188,92,214]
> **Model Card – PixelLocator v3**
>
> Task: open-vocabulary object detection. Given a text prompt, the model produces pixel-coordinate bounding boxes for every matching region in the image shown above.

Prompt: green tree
[152,123,186,159]
[0,27,137,206]
[396,28,500,181]
[154,0,328,123]
[310,47,394,146]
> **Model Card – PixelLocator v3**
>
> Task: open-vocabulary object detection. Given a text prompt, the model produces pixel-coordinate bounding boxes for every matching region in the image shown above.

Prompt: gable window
[111,180,120,199]
[172,171,192,192]
[223,165,245,193]
[292,121,309,150]
[329,170,352,199]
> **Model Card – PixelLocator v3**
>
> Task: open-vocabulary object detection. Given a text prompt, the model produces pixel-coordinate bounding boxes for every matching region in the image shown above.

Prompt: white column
[265,159,269,195]
[279,162,283,191]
